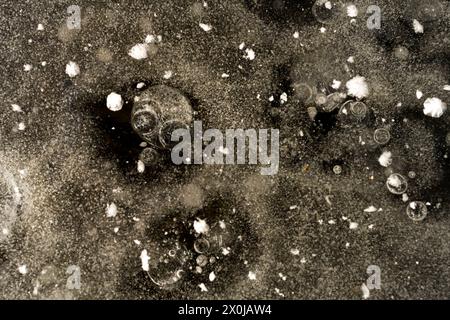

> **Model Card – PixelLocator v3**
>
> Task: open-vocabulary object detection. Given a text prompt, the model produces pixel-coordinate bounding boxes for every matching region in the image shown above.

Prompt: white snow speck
[243,48,256,61]
[140,249,150,271]
[163,70,173,79]
[128,43,148,60]
[65,61,80,77]
[23,64,32,72]
[18,265,28,274]
[209,271,216,282]
[199,23,212,32]
[378,151,393,167]
[423,97,447,118]
[11,104,22,112]
[280,92,288,104]
[412,19,424,33]
[199,283,208,292]
[238,42,245,50]
[364,206,378,213]
[347,4,358,17]
[106,202,118,218]
[137,160,145,173]
[144,34,162,44]
[361,283,370,299]
[416,90,423,99]
[331,79,342,90]
[136,82,145,89]
[324,1,332,9]
[443,85,450,91]
[221,73,230,78]
[293,31,299,38]
[347,56,355,63]
[248,271,257,280]
[290,248,300,255]
[346,76,369,99]
[193,218,209,234]
[37,23,44,31]
[320,27,327,33]
[349,222,359,230]
[106,92,123,112]
[18,122,26,131]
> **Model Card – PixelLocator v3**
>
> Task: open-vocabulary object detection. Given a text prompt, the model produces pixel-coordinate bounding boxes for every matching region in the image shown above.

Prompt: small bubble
[333,165,342,175]
[406,201,427,221]
[350,101,368,119]
[386,173,408,195]
[374,128,391,145]
[194,238,210,254]
[312,0,341,24]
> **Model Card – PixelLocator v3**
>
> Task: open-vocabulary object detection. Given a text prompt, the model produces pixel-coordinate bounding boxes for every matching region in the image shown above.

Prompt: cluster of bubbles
[144,215,235,291]
[131,85,193,166]
[293,81,372,125]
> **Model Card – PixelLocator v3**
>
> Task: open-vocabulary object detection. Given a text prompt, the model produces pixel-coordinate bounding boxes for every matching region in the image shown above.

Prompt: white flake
[243,48,256,61]
[347,4,358,17]
[209,271,216,282]
[293,31,299,38]
[106,202,118,218]
[199,23,212,32]
[18,122,26,131]
[423,97,447,118]
[37,23,44,31]
[137,160,145,173]
[347,56,355,63]
[136,82,145,89]
[193,218,209,234]
[23,64,32,72]
[280,92,288,104]
[11,104,22,112]
[349,222,359,230]
[65,61,80,77]
[412,19,424,33]
[361,283,370,299]
[331,80,342,90]
[128,43,148,60]
[18,265,28,275]
[198,283,208,292]
[290,248,300,255]
[378,151,393,167]
[140,249,150,271]
[443,85,450,91]
[364,206,378,213]
[416,90,423,99]
[163,70,173,79]
[248,271,256,280]
[106,92,123,112]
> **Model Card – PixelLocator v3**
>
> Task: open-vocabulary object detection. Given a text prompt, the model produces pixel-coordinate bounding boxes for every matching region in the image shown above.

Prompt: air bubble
[374,128,391,145]
[145,238,191,290]
[139,147,161,166]
[349,101,368,120]
[159,120,190,150]
[386,173,408,195]
[406,201,428,221]
[194,238,210,254]
[312,0,342,24]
